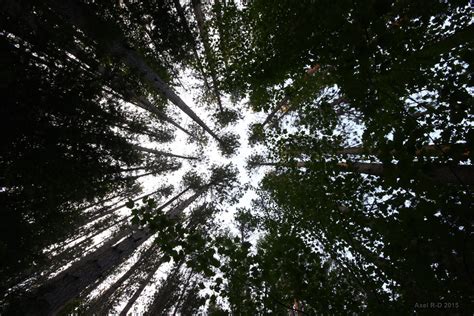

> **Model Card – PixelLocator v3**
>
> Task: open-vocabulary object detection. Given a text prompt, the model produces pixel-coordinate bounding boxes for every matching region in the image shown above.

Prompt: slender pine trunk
[119,185,210,315]
[256,160,474,184]
[172,0,212,96]
[7,225,149,315]
[132,144,199,160]
[144,263,184,316]
[337,162,474,185]
[337,143,470,159]
[191,0,224,112]
[85,243,161,314]
[47,0,222,142]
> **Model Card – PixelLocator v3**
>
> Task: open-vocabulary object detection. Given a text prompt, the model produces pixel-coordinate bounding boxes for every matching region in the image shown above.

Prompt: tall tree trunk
[337,162,474,185]
[118,168,178,183]
[66,42,195,139]
[261,95,291,127]
[156,186,192,213]
[166,185,210,220]
[191,0,224,112]
[46,0,222,143]
[86,188,164,223]
[111,120,168,142]
[43,224,132,282]
[131,95,195,138]
[48,0,220,142]
[118,257,170,316]
[171,271,194,316]
[65,40,195,139]
[275,94,346,126]
[7,225,150,315]
[45,195,127,255]
[3,0,197,140]
[1,225,130,303]
[132,144,199,160]
[256,161,474,184]
[144,262,184,316]
[172,0,212,96]
[119,186,209,315]
[75,190,127,214]
[57,215,130,260]
[262,64,328,127]
[337,143,470,160]
[85,242,161,314]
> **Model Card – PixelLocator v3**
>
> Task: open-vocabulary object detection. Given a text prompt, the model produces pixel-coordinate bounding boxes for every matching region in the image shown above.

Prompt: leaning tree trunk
[172,0,212,97]
[132,95,194,138]
[255,161,474,185]
[338,162,474,185]
[65,43,195,139]
[5,224,150,315]
[1,225,130,306]
[118,257,170,316]
[119,186,210,315]
[132,144,199,160]
[145,262,184,316]
[86,188,165,223]
[191,0,224,112]
[171,270,195,316]
[75,190,127,214]
[117,163,181,183]
[261,65,321,127]
[84,242,162,314]
[337,143,470,160]
[45,0,222,143]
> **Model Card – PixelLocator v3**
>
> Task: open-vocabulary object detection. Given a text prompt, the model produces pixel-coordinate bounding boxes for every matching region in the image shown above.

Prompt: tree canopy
[1,0,472,314]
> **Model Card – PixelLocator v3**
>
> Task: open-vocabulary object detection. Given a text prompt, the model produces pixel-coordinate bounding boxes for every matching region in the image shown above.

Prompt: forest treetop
[0,0,472,314]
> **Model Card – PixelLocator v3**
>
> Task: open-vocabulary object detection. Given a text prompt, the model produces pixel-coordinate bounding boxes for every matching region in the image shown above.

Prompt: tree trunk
[275,95,346,126]
[47,0,222,143]
[57,215,130,260]
[86,188,164,223]
[337,143,470,159]
[118,257,169,316]
[85,242,161,314]
[65,40,195,139]
[261,95,291,127]
[337,162,474,185]
[133,95,194,138]
[132,144,199,160]
[118,168,178,183]
[8,225,151,315]
[1,224,130,304]
[119,187,209,315]
[145,263,184,316]
[65,43,195,139]
[191,0,224,112]
[111,120,167,141]
[172,0,213,97]
[75,191,127,214]
[156,186,192,213]
[42,224,132,284]
[257,161,474,185]
[172,271,194,316]
[261,65,321,127]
